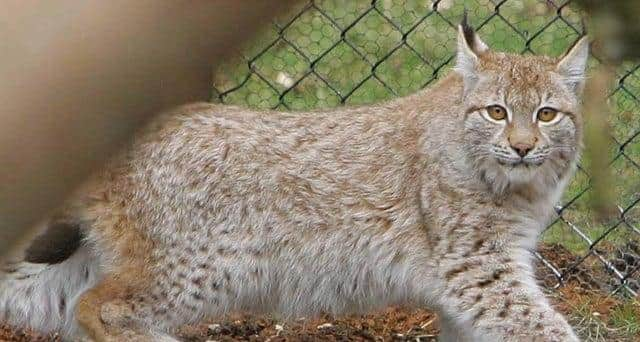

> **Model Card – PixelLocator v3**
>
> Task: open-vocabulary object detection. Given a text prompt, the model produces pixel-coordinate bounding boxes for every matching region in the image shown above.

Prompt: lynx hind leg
[75,273,179,342]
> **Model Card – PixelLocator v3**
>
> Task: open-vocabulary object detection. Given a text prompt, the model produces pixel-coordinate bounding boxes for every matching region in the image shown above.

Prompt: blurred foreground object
[582,68,617,220]
[0,1,298,260]
[573,0,640,220]
[577,0,640,62]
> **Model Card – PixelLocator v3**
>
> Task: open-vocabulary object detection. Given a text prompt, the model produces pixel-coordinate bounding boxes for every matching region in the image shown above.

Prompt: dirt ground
[1,244,638,341]
[1,307,439,342]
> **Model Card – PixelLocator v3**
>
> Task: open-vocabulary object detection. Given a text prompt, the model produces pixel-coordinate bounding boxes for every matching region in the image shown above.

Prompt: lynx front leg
[434,255,578,342]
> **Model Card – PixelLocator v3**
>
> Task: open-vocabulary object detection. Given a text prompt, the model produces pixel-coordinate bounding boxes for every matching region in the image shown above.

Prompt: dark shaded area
[23,223,82,265]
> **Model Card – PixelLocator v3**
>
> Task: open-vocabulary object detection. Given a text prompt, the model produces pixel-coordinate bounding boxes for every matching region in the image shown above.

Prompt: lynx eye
[537,107,558,122]
[486,105,507,121]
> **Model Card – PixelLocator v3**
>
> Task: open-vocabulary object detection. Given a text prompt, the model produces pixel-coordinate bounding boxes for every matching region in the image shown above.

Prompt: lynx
[0,18,589,342]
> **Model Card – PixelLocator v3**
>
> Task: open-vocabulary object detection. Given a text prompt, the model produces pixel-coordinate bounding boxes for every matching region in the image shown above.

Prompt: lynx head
[455,17,589,195]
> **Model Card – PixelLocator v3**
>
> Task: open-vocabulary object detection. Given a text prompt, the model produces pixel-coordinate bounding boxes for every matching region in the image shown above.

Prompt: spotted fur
[0,22,588,342]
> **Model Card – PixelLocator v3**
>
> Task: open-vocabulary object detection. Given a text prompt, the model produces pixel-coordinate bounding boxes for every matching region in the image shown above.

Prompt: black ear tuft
[461,10,476,49]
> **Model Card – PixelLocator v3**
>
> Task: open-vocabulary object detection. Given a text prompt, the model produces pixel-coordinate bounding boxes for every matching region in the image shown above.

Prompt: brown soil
[177,307,439,341]
[0,325,62,342]
[1,308,439,342]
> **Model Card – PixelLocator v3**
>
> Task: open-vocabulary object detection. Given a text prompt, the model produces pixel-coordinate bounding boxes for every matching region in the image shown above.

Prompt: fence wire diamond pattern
[211,0,640,298]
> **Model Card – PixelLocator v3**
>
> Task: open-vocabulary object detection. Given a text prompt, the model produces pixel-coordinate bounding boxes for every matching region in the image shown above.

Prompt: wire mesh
[211,0,640,298]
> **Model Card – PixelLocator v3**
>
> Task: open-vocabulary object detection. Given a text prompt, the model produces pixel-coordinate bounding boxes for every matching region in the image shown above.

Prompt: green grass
[569,299,612,342]
[609,300,640,338]
[561,294,640,341]
[213,0,640,255]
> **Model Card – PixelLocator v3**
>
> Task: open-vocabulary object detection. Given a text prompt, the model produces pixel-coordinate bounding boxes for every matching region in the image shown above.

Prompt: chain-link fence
[211,0,640,298]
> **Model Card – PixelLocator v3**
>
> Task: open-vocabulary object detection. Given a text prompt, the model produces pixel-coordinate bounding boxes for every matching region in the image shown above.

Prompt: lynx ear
[455,14,488,95]
[556,37,589,95]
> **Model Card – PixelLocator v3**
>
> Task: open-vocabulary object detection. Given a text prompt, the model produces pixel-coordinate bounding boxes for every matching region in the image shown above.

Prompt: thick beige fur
[1,23,589,342]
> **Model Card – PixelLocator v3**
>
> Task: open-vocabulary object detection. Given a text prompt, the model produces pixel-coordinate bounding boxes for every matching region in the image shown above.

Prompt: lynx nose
[511,143,533,158]
[508,128,537,158]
